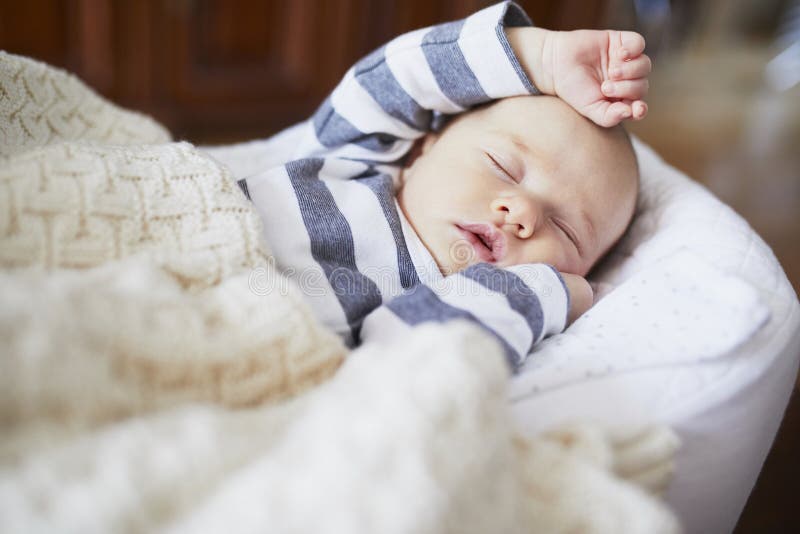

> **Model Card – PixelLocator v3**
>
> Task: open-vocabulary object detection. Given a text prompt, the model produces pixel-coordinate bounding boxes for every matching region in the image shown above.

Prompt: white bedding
[509,139,800,534]
[205,127,800,534]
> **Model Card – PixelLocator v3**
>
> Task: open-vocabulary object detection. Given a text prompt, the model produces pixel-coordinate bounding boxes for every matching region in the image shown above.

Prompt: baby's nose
[491,197,537,239]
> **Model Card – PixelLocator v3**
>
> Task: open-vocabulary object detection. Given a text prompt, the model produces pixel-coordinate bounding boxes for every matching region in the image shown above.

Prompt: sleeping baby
[238,0,650,372]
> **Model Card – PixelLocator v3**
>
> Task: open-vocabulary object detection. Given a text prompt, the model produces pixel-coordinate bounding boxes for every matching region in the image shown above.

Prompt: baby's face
[398,96,638,277]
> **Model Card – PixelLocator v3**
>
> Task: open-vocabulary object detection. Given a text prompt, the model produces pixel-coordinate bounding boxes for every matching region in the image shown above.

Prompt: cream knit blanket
[0,51,681,533]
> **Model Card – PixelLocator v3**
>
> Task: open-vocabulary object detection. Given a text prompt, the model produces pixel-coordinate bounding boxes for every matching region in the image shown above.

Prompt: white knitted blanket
[0,52,681,533]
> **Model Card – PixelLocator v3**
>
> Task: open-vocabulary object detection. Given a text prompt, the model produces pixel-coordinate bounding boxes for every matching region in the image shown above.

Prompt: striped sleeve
[359,262,569,373]
[294,1,537,162]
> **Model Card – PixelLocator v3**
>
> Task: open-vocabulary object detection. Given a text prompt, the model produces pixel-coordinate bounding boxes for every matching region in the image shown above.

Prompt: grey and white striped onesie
[238,1,570,372]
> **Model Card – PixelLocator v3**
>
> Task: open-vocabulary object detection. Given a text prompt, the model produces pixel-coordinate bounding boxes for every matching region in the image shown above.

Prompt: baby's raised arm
[292,1,538,162]
[294,1,649,162]
[506,27,651,127]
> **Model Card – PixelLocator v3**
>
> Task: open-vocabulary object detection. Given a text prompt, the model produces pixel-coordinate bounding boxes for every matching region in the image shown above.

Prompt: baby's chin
[432,239,558,276]
[430,247,473,277]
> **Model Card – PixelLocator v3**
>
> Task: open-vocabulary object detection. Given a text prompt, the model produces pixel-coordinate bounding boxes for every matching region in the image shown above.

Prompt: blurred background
[1,0,798,531]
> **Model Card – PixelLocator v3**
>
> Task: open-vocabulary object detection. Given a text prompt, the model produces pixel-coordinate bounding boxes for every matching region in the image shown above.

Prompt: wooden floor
[628,42,800,533]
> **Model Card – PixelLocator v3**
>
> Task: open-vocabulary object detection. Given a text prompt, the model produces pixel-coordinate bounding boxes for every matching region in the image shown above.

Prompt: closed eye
[552,218,582,254]
[485,152,518,184]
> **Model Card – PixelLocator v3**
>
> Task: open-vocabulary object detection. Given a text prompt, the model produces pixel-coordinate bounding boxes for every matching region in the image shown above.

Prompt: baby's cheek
[517,238,569,270]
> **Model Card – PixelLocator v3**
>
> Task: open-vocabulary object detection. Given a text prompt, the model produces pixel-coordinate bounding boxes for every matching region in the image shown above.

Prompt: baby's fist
[553,29,651,127]
[507,27,651,127]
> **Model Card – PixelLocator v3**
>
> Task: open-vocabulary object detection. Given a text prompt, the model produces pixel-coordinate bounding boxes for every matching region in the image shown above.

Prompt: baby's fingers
[589,100,647,126]
[610,54,652,81]
[632,100,648,120]
[589,101,631,127]
[615,31,646,60]
[602,78,649,101]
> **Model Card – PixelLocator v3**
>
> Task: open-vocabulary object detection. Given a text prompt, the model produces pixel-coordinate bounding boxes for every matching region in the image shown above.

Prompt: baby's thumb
[587,100,631,128]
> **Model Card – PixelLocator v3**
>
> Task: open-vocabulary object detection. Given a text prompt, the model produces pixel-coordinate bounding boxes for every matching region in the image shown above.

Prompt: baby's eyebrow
[508,134,531,156]
[491,129,531,156]
[504,132,555,172]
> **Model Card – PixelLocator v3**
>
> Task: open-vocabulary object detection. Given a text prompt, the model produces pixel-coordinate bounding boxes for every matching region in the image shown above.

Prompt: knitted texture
[0,51,266,285]
[0,51,347,440]
[0,140,270,289]
[1,321,680,534]
[0,50,170,158]
[0,261,346,454]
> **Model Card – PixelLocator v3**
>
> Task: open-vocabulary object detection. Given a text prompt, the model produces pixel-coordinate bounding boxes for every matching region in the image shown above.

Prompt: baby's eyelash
[553,218,582,253]
[486,153,518,183]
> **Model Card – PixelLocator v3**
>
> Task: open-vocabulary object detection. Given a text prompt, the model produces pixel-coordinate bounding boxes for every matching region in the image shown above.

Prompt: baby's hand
[507,28,651,127]
[560,272,593,325]
[550,30,651,126]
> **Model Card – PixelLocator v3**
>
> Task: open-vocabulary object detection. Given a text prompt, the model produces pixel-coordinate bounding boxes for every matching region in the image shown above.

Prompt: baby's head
[398,95,639,277]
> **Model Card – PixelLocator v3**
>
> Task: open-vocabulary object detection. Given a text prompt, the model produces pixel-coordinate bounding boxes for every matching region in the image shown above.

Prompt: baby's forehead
[484,97,627,147]
[481,95,582,125]
[485,99,634,169]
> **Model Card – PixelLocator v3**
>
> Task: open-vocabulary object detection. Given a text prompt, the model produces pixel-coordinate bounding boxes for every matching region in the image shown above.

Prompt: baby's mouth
[455,222,507,264]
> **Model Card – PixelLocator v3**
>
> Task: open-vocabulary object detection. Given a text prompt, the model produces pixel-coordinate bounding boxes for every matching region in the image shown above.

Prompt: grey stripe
[236,178,250,200]
[340,154,410,167]
[497,1,538,94]
[354,46,429,131]
[312,97,397,152]
[460,262,544,349]
[387,284,521,372]
[495,26,538,95]
[430,111,451,132]
[285,158,383,341]
[503,1,534,27]
[421,20,489,108]
[357,173,419,289]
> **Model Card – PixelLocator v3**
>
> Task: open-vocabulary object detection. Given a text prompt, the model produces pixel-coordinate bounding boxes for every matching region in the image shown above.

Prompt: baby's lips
[455,221,507,263]
[488,228,507,263]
